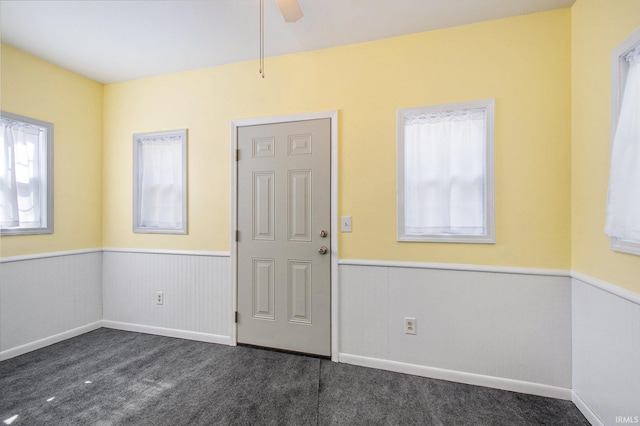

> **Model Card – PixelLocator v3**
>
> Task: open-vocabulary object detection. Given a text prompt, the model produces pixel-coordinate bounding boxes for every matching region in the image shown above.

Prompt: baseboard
[0,321,103,361]
[572,390,604,426]
[102,320,231,346]
[338,353,572,401]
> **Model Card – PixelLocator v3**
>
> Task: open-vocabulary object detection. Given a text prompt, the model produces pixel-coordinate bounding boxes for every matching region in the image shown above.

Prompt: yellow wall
[0,45,104,257]
[103,9,572,269]
[572,0,640,293]
[0,10,572,270]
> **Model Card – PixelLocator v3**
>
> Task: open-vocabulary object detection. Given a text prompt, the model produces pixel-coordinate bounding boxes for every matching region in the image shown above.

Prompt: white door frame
[230,110,339,361]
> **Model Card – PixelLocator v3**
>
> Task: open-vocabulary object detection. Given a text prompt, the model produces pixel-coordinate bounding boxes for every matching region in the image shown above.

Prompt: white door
[237,118,331,356]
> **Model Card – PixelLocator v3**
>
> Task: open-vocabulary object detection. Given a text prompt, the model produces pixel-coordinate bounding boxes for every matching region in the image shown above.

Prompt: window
[397,99,495,243]
[0,112,53,235]
[606,28,640,256]
[133,129,187,234]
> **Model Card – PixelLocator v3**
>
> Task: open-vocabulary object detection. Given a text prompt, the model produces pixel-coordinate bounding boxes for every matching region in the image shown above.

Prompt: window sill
[611,238,640,256]
[1,227,53,236]
[398,234,495,244]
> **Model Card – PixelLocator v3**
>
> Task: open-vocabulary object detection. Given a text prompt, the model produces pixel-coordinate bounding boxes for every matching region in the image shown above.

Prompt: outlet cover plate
[405,317,416,335]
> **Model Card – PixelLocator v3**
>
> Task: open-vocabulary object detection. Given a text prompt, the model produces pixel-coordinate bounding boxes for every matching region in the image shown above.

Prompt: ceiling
[0,0,575,84]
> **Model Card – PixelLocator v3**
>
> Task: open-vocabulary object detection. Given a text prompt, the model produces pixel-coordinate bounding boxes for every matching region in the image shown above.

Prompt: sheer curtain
[404,108,486,235]
[138,135,184,229]
[0,118,42,228]
[606,45,640,240]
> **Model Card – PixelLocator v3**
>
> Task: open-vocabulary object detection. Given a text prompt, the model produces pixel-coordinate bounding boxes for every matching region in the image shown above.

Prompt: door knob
[318,246,328,255]
[319,230,328,238]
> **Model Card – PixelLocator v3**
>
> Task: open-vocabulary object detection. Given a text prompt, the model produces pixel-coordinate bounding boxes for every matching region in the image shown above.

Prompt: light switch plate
[341,216,352,232]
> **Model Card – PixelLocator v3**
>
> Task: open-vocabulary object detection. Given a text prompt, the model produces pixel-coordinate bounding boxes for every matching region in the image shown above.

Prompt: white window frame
[0,111,54,236]
[397,99,495,243]
[133,129,188,234]
[609,28,640,256]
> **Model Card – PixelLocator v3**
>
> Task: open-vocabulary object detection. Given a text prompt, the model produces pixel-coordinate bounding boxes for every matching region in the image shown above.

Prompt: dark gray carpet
[0,329,589,425]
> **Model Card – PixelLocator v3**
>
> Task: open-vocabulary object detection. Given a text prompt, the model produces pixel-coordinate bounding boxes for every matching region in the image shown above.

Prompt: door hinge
[236,149,240,161]
[235,230,239,242]
[235,311,238,323]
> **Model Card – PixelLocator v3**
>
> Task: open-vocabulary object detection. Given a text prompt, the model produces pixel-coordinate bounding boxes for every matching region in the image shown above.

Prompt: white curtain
[606,45,640,240]
[404,108,486,235]
[0,118,42,228]
[138,136,183,228]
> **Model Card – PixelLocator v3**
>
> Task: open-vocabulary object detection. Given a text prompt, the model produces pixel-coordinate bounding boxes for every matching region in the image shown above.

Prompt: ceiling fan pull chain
[259,0,265,78]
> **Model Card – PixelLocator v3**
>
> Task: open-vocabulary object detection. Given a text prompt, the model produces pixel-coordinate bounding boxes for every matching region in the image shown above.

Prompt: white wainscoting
[102,250,232,345]
[0,250,103,360]
[338,261,573,399]
[571,273,640,426]
[6,247,640,421]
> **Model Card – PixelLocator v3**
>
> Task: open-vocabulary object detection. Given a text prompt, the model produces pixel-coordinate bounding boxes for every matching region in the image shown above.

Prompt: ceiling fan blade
[275,0,303,22]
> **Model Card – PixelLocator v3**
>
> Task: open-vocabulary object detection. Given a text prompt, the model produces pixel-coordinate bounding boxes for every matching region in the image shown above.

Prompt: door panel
[288,170,311,241]
[237,118,331,356]
[288,259,312,323]
[253,172,275,240]
[253,258,275,320]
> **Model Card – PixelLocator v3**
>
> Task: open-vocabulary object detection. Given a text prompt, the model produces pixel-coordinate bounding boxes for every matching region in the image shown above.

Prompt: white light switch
[341,216,352,232]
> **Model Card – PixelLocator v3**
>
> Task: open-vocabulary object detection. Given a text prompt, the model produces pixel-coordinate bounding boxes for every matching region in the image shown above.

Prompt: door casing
[230,110,339,361]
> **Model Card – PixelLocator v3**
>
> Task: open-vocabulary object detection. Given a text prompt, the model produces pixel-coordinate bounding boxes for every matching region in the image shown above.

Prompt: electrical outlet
[156,292,164,305]
[405,317,416,335]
